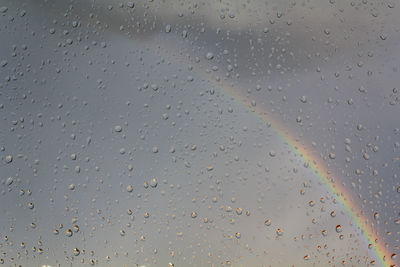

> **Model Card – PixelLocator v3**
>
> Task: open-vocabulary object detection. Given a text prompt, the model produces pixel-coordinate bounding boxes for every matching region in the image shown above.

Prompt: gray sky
[0,0,399,266]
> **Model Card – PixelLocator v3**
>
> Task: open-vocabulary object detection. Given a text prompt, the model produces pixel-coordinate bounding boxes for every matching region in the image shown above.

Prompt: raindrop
[126,185,133,192]
[6,177,13,186]
[276,228,284,236]
[150,178,158,188]
[236,208,243,215]
[206,52,214,60]
[66,229,73,237]
[114,125,122,132]
[73,248,80,256]
[5,155,12,163]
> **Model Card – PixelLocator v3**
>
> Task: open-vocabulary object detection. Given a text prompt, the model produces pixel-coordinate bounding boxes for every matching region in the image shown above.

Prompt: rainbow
[153,41,395,266]
[209,78,395,266]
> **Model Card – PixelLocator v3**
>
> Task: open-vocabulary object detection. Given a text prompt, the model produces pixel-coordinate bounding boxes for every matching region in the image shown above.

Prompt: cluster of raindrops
[0,0,399,266]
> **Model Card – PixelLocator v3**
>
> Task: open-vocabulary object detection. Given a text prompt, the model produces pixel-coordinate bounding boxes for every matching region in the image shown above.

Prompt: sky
[0,0,399,266]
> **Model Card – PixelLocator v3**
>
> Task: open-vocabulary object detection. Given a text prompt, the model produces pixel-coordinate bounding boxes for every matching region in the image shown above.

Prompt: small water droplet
[206,52,214,60]
[66,229,73,237]
[150,178,158,188]
[235,232,241,239]
[276,228,284,236]
[5,155,12,163]
[73,248,80,256]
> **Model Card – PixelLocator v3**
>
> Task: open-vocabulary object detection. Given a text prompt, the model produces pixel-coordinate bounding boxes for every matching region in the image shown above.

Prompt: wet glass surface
[0,0,399,266]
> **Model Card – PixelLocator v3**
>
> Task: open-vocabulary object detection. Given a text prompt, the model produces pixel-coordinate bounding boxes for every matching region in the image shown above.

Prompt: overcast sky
[1,0,399,266]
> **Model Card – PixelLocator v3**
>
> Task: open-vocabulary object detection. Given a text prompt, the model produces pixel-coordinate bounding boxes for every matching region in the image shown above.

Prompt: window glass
[0,0,399,266]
